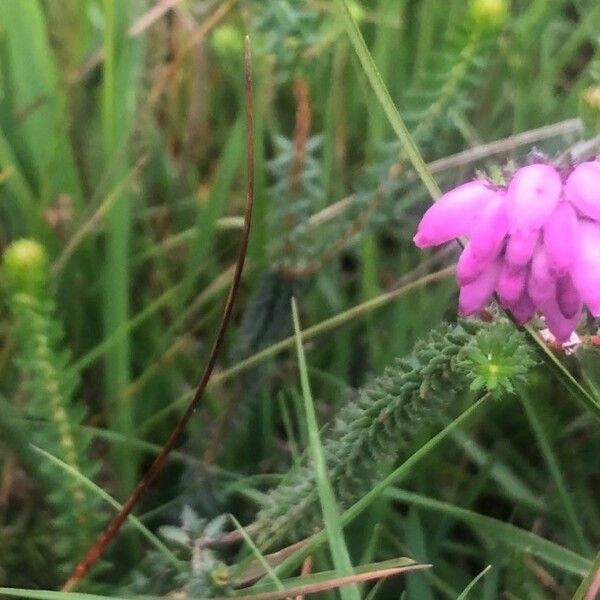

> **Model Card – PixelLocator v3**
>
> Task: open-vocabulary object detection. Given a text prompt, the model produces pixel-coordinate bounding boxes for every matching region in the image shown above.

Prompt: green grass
[0,0,599,597]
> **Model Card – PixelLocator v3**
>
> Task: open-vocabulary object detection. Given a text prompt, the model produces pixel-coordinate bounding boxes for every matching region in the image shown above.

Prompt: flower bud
[571,220,600,316]
[580,85,600,136]
[543,201,579,276]
[2,238,48,297]
[564,161,600,222]
[540,295,582,343]
[497,262,527,306]
[508,291,535,325]
[211,25,244,60]
[506,164,561,234]
[556,275,580,320]
[459,256,501,315]
[468,0,508,31]
[413,181,497,248]
[457,243,486,285]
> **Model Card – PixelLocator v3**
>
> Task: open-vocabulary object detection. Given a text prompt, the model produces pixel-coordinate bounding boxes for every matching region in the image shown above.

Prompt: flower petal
[413,181,497,248]
[507,291,536,325]
[556,274,581,319]
[505,229,539,268]
[571,219,600,316]
[469,193,509,262]
[528,243,555,306]
[497,262,527,306]
[459,257,501,315]
[456,243,488,285]
[564,161,600,222]
[543,201,579,275]
[540,295,582,343]
[506,164,562,233]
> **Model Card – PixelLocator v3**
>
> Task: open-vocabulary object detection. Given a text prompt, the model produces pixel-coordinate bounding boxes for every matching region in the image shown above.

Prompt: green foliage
[0,0,598,595]
[124,508,231,597]
[250,0,323,80]
[2,241,102,571]
[254,319,535,546]
[402,0,507,149]
[267,134,326,271]
[457,322,536,396]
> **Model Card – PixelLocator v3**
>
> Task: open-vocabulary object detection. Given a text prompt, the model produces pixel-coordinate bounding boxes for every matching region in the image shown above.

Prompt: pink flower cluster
[413,160,600,341]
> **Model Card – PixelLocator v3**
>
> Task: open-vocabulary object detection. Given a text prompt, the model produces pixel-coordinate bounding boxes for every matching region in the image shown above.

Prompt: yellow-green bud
[211,24,244,59]
[347,0,365,23]
[2,239,49,297]
[469,0,508,30]
[211,562,230,588]
[580,85,600,136]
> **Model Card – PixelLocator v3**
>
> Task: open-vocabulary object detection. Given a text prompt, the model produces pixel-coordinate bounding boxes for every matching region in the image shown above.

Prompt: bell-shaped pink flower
[413,181,497,248]
[456,243,487,285]
[571,219,600,316]
[412,159,599,341]
[543,201,579,275]
[556,274,580,319]
[469,193,509,263]
[497,261,527,306]
[506,164,561,233]
[528,244,555,306]
[540,295,582,343]
[505,229,538,268]
[564,161,600,222]
[459,257,501,315]
[508,291,536,325]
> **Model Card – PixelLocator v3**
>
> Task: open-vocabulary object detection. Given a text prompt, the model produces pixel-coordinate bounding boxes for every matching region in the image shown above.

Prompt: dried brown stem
[61,35,255,591]
[290,78,311,197]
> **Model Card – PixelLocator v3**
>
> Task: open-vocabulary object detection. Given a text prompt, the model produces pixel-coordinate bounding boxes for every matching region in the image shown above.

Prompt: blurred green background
[0,0,599,597]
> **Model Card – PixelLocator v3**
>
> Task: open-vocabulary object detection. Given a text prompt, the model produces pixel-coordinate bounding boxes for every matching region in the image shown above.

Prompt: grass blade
[386,488,591,577]
[456,565,492,600]
[333,0,440,199]
[291,297,360,600]
[30,445,183,572]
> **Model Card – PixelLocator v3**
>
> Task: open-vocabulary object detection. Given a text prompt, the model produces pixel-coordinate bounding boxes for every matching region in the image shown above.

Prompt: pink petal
[459,257,501,315]
[528,244,555,306]
[540,295,582,343]
[505,229,539,268]
[543,201,579,275]
[497,262,527,307]
[413,181,497,248]
[571,219,600,316]
[556,274,581,319]
[457,242,495,285]
[507,291,536,325]
[506,164,562,233]
[564,161,600,222]
[469,193,509,262]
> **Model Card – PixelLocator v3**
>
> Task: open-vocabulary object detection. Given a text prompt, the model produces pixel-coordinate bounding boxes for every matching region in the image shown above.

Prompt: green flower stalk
[2,239,102,568]
[254,319,535,546]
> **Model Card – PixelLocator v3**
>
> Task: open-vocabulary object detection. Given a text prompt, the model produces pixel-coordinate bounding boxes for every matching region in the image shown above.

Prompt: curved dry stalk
[61,35,255,592]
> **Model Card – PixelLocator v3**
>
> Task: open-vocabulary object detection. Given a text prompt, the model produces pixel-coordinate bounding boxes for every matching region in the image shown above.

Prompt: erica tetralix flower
[413,160,600,342]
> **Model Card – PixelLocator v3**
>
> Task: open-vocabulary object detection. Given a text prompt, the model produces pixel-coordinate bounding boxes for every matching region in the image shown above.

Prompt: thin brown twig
[147,0,235,107]
[128,0,181,37]
[290,78,311,197]
[202,78,311,464]
[295,555,314,600]
[61,35,255,591]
